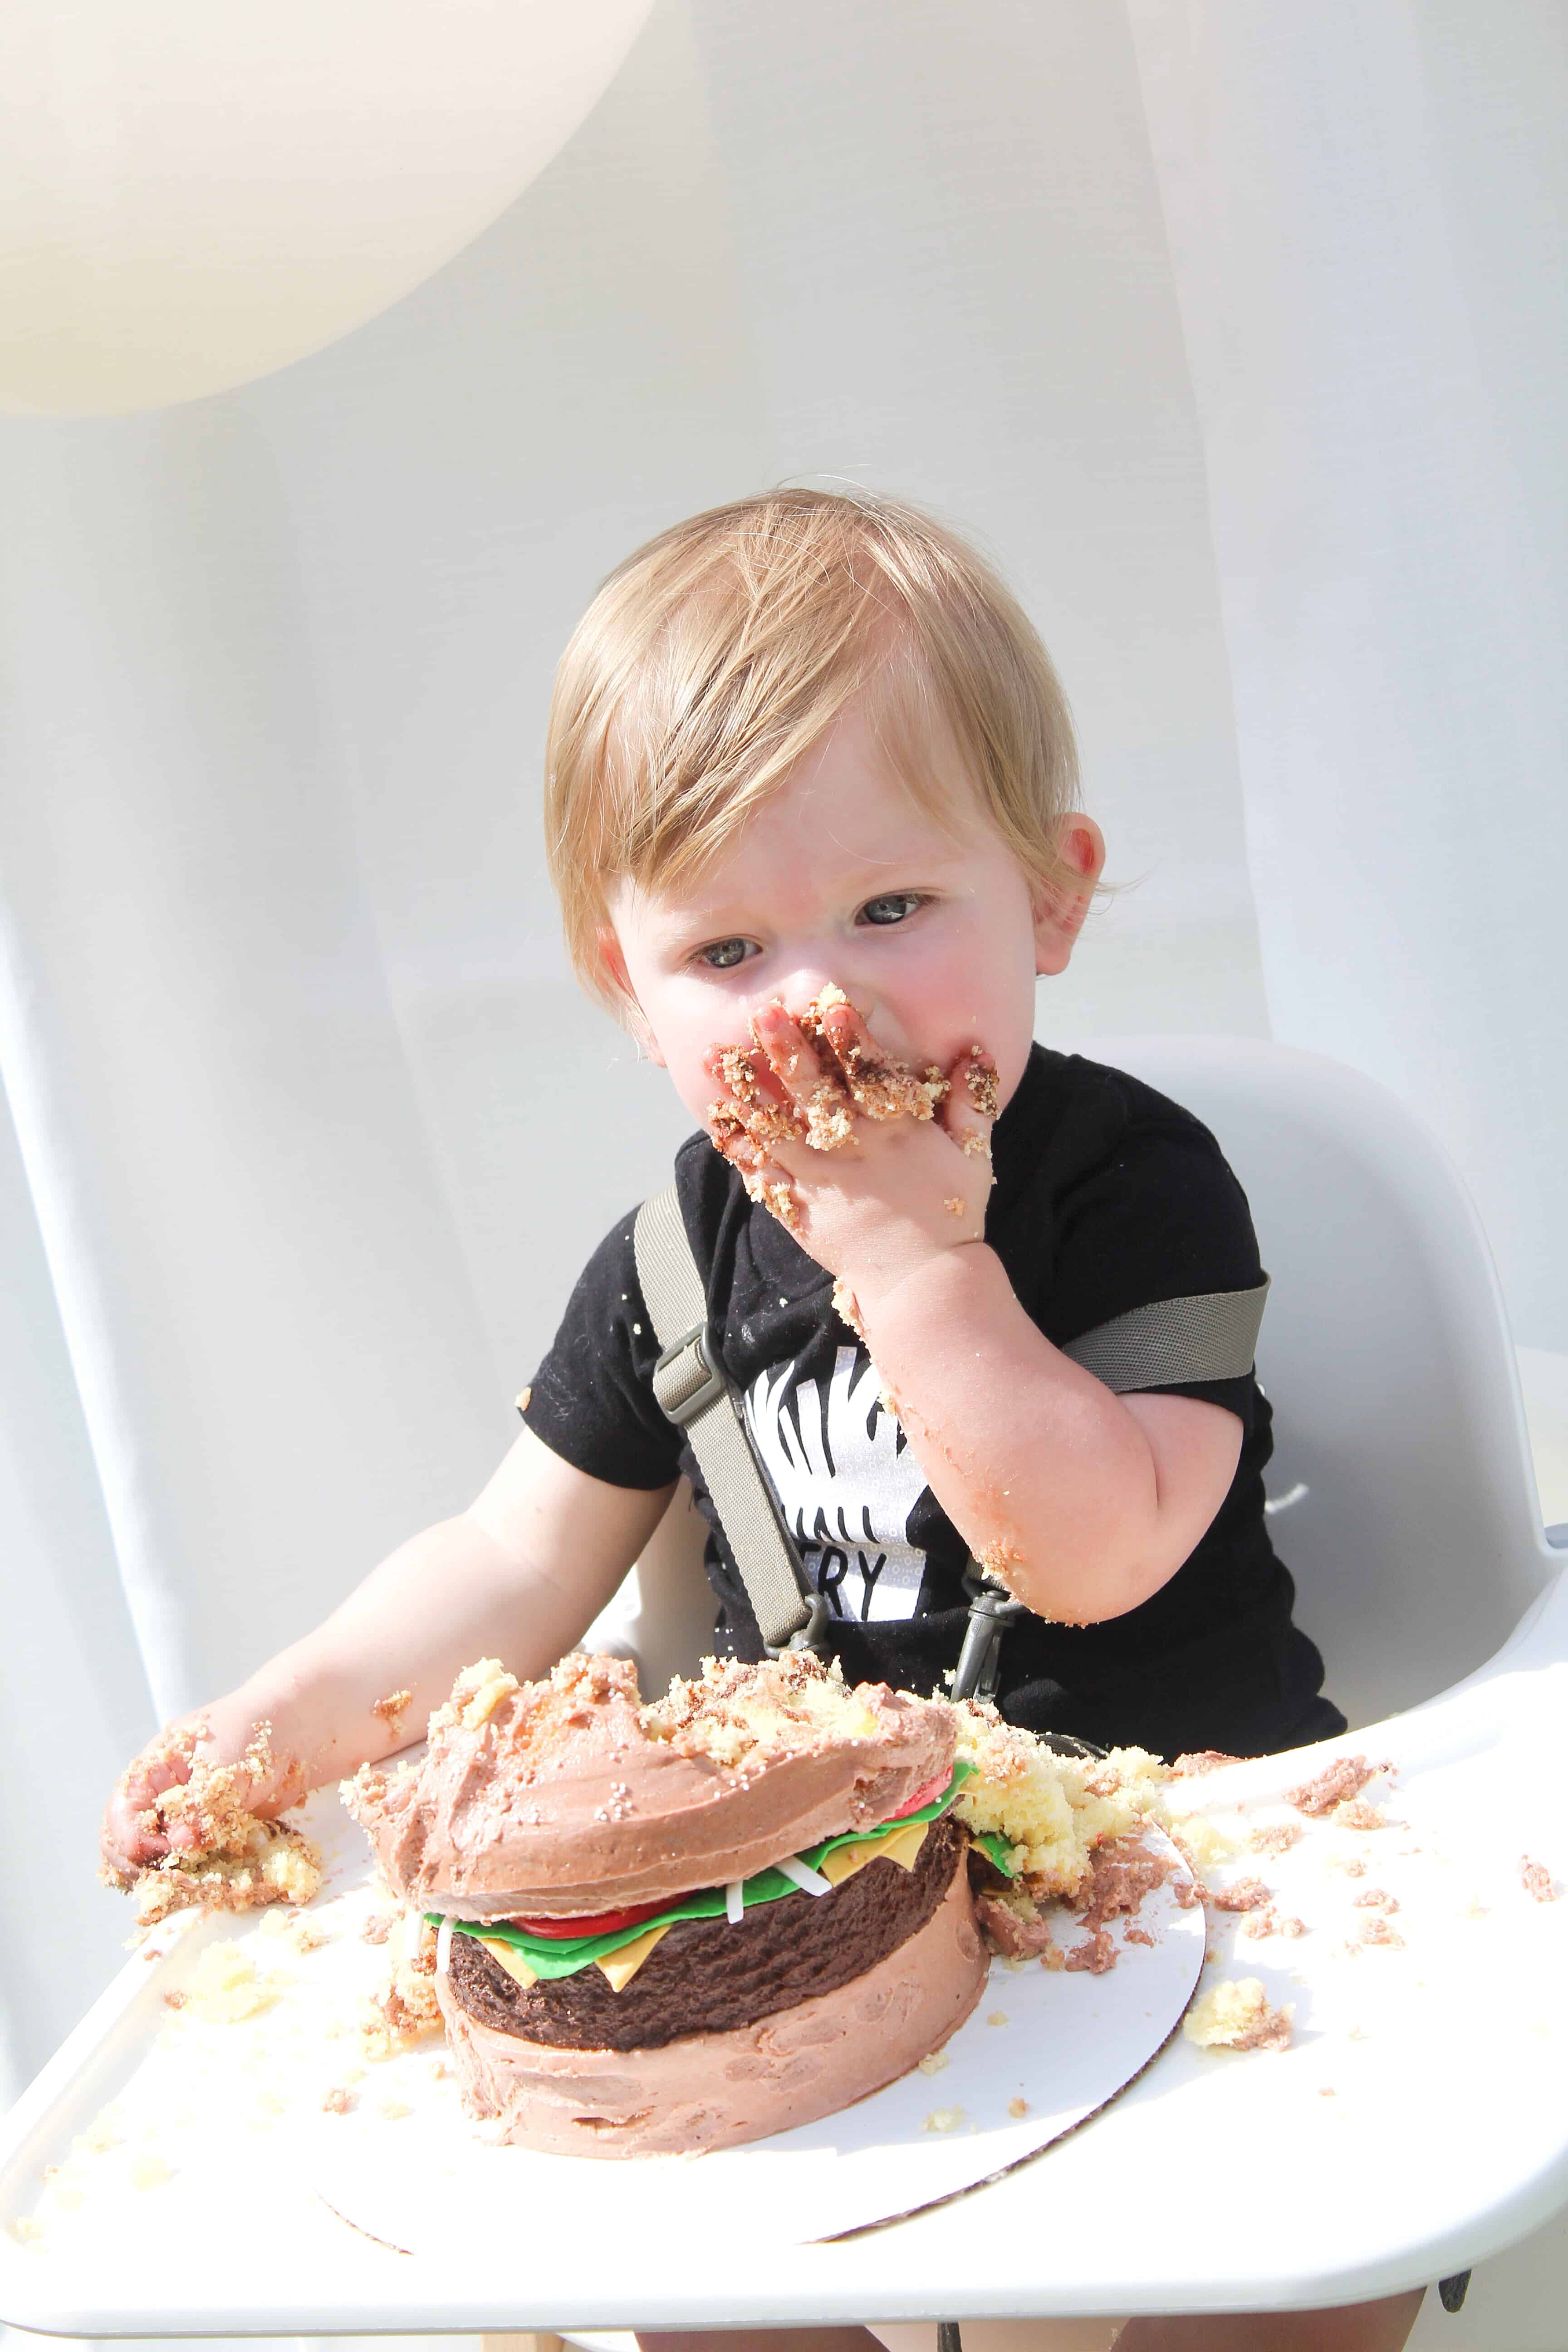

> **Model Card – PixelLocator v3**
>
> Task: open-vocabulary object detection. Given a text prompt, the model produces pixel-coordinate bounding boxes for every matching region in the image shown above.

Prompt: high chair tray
[4,1583,1568,2336]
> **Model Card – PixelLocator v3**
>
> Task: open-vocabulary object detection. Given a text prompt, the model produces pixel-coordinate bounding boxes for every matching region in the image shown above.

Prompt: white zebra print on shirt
[744,1346,929,1623]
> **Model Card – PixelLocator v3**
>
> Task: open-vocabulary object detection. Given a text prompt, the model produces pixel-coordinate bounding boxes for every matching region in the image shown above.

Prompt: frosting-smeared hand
[704,986,999,1316]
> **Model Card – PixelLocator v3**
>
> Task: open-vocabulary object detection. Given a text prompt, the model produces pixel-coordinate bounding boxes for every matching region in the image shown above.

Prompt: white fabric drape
[1127,0,1568,1348]
[0,0,1560,2246]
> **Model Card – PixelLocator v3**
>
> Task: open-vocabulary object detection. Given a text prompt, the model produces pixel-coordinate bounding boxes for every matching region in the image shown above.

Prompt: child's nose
[763,966,872,1027]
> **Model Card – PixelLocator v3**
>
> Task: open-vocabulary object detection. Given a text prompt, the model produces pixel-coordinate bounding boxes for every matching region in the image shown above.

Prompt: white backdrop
[0,0,1563,2138]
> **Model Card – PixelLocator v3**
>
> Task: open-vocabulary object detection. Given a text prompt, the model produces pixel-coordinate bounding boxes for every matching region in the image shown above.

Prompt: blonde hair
[544,488,1081,1007]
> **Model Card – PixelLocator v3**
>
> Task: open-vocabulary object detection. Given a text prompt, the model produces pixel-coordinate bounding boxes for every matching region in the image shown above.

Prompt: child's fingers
[940,1044,1000,1162]
[704,1041,803,1151]
[704,1108,803,1234]
[819,1000,946,1126]
[750,1002,822,1100]
[752,1002,856,1152]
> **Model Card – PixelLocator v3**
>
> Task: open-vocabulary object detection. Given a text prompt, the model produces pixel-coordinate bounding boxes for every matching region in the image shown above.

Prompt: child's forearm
[857,1246,1187,1623]
[194,1509,603,1800]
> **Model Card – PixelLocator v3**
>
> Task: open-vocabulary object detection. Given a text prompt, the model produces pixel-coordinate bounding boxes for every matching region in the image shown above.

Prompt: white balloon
[0,0,656,416]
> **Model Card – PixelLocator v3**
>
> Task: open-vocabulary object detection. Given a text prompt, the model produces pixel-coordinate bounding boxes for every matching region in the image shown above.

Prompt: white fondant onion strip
[725,1879,745,1924]
[775,1854,833,1897]
[436,1917,454,1977]
[403,1908,425,1964]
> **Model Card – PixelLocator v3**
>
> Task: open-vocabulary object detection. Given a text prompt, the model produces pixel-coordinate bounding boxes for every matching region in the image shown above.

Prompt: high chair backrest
[1092,1036,1551,1726]
[596,1035,1553,1730]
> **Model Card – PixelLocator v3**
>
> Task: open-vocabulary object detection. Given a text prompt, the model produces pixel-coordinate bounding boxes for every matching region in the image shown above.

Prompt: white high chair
[583,1035,1568,2342]
[4,1039,1563,2347]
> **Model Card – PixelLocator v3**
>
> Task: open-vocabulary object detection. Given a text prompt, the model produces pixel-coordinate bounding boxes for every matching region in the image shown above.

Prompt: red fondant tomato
[890,1770,951,1820]
[505,1897,669,1940]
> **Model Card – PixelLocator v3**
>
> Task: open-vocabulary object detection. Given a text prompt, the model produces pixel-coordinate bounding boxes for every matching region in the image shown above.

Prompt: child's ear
[1032,815,1105,977]
[596,926,666,1065]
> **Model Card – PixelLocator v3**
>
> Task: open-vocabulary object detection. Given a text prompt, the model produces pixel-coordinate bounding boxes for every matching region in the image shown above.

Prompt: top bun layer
[344,1651,956,1921]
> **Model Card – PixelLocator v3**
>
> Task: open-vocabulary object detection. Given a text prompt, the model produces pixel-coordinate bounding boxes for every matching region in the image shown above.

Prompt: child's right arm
[100,1426,675,1879]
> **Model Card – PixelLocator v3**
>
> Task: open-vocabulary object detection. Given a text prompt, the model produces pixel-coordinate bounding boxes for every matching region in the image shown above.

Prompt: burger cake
[343,1650,995,2157]
[344,1651,1167,2158]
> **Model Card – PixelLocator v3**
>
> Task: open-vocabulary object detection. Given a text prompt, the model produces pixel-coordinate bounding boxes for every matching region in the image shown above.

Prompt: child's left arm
[713,999,1241,1628]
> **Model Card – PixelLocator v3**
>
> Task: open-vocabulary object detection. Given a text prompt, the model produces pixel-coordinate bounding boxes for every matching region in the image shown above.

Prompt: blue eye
[697,938,754,970]
[859,892,924,926]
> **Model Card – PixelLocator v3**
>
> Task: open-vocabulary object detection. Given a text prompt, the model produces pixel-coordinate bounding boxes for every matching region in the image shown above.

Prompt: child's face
[604,697,1102,1128]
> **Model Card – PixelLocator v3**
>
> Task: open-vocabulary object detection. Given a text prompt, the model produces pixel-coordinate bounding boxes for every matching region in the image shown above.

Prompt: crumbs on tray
[1183,1977,1293,2053]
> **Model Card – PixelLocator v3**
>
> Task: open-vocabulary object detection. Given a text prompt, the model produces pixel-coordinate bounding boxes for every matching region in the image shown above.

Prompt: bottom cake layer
[437,1857,988,2157]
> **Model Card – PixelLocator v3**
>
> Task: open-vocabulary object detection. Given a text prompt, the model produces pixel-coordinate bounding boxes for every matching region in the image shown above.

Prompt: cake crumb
[361,1912,394,1945]
[1520,1857,1557,1903]
[377,2099,412,2121]
[1353,1889,1398,1911]
[1039,1943,1064,1971]
[162,1988,186,2010]
[944,1196,967,1219]
[127,2152,172,2190]
[1065,1925,1118,1974]
[917,2049,951,2075]
[922,2105,965,2133]
[986,2010,1009,2027]
[514,1386,532,1413]
[181,1944,278,2024]
[1250,1821,1303,1857]
[1210,1876,1271,1914]
[1287,1754,1387,1816]
[10,2216,43,2244]
[1168,1815,1238,1869]
[1335,1798,1391,1832]
[1348,1915,1405,1952]
[832,1278,867,1341]
[1008,2097,1029,2118]
[322,2087,355,2115]
[1184,1978,1293,2053]
[371,1688,412,1730]
[457,1661,519,1730]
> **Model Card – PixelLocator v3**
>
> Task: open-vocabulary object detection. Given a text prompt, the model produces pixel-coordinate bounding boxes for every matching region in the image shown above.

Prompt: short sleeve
[518,1209,683,1491]
[1035,1098,1267,1426]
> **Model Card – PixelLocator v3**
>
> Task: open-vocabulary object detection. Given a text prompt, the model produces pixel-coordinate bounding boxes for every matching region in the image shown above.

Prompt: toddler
[103,490,1422,2352]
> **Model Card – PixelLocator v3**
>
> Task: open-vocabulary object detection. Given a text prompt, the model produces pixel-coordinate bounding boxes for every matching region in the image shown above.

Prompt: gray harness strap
[634,1185,1269,1691]
[1063,1281,1269,1392]
[633,1187,826,1655]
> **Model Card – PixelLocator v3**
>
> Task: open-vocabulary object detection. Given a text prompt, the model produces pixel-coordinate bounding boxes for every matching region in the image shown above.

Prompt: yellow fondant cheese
[596,1921,674,1990]
[467,1932,539,1989]
[819,1818,930,1886]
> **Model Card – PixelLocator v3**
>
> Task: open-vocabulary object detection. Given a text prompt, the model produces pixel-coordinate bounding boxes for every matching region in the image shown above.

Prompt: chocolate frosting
[438,1859,988,2156]
[345,1653,956,1920]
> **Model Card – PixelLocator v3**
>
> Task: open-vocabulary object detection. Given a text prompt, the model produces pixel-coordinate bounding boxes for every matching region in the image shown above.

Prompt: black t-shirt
[522,1046,1344,1760]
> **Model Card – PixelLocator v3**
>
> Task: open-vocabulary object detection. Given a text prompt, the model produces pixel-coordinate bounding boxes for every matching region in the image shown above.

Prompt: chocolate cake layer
[446,1814,966,2052]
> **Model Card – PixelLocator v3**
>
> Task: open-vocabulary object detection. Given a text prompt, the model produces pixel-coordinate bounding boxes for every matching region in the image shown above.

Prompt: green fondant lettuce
[430,1757,975,1982]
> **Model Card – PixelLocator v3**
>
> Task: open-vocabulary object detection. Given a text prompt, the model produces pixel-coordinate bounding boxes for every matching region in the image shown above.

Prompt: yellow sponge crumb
[1184,1977,1293,2053]
[950,1703,1167,1897]
[1165,1813,1239,1868]
[181,1943,279,2024]
[639,1652,881,1768]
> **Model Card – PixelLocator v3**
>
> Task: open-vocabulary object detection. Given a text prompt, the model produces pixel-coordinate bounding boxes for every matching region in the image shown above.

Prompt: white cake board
[309,1828,1203,2251]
